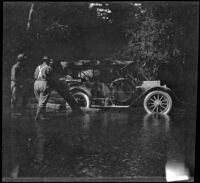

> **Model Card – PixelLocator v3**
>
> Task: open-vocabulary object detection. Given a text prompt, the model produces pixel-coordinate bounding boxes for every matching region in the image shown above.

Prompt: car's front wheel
[72,91,90,108]
[143,90,172,115]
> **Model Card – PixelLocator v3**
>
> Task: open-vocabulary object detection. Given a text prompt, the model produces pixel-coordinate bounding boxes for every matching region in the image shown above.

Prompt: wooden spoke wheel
[144,91,172,115]
[72,92,90,108]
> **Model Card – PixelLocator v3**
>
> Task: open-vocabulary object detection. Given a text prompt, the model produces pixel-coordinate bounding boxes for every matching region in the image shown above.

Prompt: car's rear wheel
[143,91,172,115]
[72,91,90,108]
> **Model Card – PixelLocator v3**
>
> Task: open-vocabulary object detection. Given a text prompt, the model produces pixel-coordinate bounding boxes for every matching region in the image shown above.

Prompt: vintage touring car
[51,60,176,115]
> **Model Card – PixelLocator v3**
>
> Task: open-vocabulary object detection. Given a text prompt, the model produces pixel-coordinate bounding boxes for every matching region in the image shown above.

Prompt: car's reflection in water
[143,113,170,132]
[3,108,195,180]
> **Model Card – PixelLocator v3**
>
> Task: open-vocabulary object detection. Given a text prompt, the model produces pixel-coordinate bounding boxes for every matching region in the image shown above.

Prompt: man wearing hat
[11,53,28,109]
[33,56,53,120]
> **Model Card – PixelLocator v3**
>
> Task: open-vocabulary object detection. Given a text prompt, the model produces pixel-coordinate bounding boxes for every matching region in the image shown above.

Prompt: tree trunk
[27,3,34,31]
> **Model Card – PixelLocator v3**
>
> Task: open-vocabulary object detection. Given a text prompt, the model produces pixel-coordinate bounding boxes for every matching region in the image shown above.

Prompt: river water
[2,107,196,181]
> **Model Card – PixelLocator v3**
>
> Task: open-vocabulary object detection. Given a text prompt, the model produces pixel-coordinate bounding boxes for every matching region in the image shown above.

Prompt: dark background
[3,2,199,106]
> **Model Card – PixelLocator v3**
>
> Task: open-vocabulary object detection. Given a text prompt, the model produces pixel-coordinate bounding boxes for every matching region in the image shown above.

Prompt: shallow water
[2,107,196,180]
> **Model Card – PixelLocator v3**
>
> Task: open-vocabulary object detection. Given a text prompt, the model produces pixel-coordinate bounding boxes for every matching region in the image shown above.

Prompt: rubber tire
[143,90,172,115]
[72,91,90,108]
[110,78,134,105]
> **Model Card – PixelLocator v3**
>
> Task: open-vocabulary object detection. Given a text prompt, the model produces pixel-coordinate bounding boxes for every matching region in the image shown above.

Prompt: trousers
[34,80,51,109]
[11,81,28,108]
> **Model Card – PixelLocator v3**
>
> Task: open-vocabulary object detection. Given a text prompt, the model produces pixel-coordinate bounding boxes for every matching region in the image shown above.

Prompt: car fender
[130,86,175,106]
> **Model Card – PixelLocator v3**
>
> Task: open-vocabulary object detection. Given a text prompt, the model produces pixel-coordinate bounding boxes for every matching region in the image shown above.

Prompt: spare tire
[110,78,134,105]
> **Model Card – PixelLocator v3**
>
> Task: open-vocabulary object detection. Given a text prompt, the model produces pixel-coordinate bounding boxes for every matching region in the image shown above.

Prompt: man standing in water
[11,53,28,112]
[34,56,82,120]
[34,56,53,120]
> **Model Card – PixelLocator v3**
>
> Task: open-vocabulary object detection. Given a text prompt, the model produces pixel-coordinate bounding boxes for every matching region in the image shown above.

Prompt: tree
[3,2,198,95]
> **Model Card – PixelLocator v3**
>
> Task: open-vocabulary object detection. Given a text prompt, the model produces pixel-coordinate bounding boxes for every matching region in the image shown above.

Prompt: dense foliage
[3,2,199,102]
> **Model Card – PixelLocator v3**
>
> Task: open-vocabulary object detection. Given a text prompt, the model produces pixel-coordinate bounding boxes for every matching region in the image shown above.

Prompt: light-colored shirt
[34,63,53,81]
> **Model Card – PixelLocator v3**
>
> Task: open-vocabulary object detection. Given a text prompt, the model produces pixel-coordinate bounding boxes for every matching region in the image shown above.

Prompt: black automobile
[51,60,176,115]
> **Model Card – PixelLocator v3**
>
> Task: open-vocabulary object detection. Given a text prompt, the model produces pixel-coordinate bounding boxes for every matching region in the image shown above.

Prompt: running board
[91,105,130,108]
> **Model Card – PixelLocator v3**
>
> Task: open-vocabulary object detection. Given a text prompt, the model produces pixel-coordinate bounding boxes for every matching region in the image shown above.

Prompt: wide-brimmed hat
[42,56,50,62]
